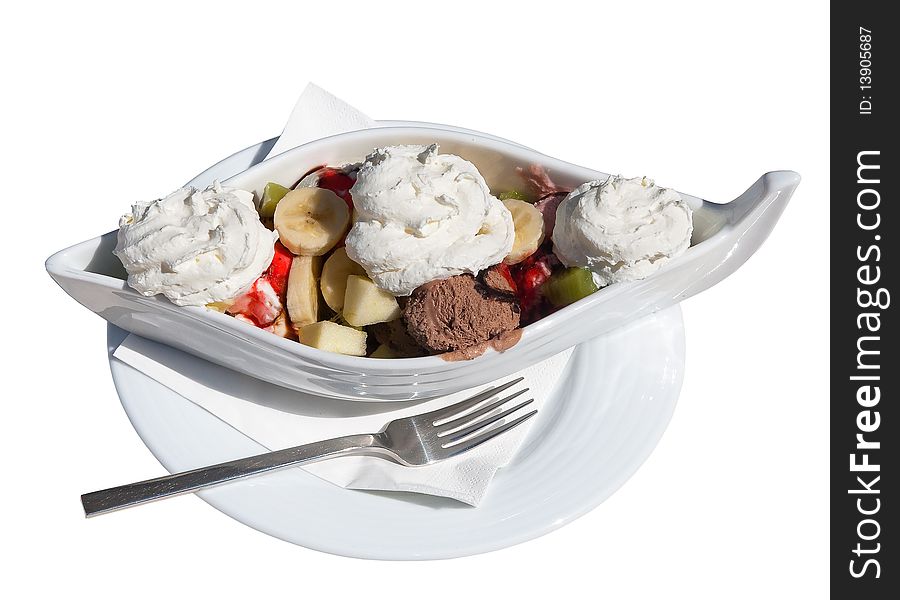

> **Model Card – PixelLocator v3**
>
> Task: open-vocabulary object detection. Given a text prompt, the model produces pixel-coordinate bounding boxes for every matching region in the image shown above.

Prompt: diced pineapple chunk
[320,247,366,312]
[297,321,367,356]
[343,275,401,327]
[369,344,398,359]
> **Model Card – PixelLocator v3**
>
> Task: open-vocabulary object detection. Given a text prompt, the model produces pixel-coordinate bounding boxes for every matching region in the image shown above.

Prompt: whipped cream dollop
[345,144,514,296]
[114,182,278,306]
[553,175,693,286]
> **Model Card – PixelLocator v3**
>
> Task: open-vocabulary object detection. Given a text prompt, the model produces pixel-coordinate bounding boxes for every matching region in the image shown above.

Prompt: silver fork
[82,378,534,517]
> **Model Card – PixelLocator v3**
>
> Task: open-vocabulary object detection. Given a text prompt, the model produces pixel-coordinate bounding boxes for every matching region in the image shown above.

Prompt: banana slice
[274,187,350,256]
[502,198,545,264]
[321,247,367,312]
[286,255,322,327]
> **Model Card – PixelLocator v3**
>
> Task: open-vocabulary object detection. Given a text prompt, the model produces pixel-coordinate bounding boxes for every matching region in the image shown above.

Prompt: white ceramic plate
[109,303,683,559]
[104,134,686,559]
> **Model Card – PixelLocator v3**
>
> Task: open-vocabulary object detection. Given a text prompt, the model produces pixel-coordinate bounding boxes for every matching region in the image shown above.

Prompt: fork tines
[427,377,537,454]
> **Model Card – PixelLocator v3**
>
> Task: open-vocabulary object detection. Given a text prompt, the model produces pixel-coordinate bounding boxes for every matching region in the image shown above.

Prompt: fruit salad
[114,144,694,360]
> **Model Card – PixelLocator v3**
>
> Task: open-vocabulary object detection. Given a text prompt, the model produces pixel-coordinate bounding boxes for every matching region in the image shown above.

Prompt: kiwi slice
[542,267,598,307]
[498,190,529,202]
[258,182,291,219]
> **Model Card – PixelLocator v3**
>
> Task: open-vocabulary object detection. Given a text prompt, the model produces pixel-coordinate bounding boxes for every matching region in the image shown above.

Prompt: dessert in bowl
[47,125,799,400]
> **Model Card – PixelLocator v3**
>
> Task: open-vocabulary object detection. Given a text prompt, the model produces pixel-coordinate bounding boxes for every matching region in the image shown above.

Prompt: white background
[2,1,828,597]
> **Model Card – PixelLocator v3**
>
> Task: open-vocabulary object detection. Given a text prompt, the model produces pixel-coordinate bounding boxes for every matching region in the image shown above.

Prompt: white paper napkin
[265,83,376,159]
[113,334,572,506]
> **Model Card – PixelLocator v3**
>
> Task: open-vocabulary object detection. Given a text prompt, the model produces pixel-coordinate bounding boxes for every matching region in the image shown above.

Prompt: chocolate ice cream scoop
[403,274,521,353]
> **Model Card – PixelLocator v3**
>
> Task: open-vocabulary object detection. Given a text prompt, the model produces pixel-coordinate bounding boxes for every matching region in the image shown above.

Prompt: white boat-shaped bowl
[47,124,799,401]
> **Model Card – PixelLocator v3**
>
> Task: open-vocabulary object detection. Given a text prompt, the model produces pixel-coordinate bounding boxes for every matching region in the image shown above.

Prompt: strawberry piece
[521,261,552,291]
[509,247,561,322]
[228,279,282,327]
[317,168,356,210]
[519,260,552,306]
[263,241,293,297]
[226,242,292,328]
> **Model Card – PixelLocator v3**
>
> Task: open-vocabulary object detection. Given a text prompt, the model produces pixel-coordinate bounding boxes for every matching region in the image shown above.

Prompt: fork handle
[81,434,379,517]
